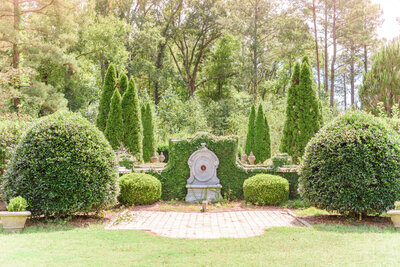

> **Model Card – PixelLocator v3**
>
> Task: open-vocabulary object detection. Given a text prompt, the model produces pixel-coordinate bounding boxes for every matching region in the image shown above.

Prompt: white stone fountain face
[185,143,222,203]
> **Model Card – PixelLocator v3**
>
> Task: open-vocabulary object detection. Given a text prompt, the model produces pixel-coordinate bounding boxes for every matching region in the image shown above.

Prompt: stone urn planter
[0,211,31,233]
[241,153,247,164]
[388,201,400,230]
[159,152,165,163]
[151,152,159,163]
[248,152,256,165]
[0,196,30,233]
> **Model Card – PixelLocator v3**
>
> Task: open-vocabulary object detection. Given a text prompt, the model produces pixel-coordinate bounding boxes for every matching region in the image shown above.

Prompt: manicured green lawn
[0,224,399,266]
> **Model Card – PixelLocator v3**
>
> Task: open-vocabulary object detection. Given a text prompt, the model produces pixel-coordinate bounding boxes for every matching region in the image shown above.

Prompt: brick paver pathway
[106,210,300,239]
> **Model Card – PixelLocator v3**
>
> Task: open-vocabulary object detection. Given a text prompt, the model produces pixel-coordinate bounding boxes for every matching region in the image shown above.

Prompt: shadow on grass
[1,214,108,235]
[311,223,399,234]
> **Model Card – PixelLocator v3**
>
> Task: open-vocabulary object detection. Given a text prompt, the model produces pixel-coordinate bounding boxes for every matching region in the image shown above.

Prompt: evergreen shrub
[243,174,289,205]
[299,111,400,215]
[142,103,155,162]
[0,118,33,174]
[104,89,124,150]
[121,78,142,158]
[2,111,119,217]
[97,64,117,132]
[7,196,28,212]
[118,173,161,205]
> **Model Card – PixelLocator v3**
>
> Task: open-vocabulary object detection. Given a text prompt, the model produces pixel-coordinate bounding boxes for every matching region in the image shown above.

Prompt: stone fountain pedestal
[185,143,222,203]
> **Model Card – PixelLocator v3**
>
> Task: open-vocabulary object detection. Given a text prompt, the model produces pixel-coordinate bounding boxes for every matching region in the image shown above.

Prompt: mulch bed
[302,214,392,228]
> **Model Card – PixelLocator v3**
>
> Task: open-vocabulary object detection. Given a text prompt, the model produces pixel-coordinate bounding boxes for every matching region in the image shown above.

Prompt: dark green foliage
[280,62,300,157]
[118,173,161,206]
[142,103,155,162]
[97,64,117,132]
[253,104,271,163]
[7,196,28,212]
[0,118,33,174]
[104,89,123,150]
[299,111,400,216]
[157,143,169,162]
[121,78,142,158]
[245,104,256,155]
[264,116,271,158]
[153,133,299,200]
[294,57,320,161]
[280,57,321,162]
[119,73,128,96]
[243,174,289,205]
[1,111,119,217]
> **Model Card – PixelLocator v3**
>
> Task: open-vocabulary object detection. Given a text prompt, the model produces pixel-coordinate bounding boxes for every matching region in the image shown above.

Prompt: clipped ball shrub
[118,173,161,206]
[1,111,119,217]
[243,174,289,205]
[299,111,400,216]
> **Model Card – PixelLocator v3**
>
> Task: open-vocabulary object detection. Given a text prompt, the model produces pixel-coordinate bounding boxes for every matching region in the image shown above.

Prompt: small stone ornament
[159,152,165,163]
[151,152,158,163]
[248,152,256,165]
[241,152,247,164]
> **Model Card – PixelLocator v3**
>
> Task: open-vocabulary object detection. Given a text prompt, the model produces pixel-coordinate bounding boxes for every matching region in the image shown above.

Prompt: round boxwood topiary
[1,111,119,217]
[118,173,161,206]
[243,174,289,205]
[299,111,400,216]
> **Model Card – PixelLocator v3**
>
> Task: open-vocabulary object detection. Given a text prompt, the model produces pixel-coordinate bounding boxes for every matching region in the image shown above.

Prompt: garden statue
[248,152,256,165]
[151,152,158,163]
[185,143,222,203]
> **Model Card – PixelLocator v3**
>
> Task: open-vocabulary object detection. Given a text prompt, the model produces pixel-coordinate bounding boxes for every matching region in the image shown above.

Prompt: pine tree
[253,104,270,164]
[104,89,123,150]
[245,104,256,156]
[119,73,128,96]
[280,62,301,156]
[96,64,117,132]
[293,56,321,161]
[121,78,142,159]
[142,103,155,162]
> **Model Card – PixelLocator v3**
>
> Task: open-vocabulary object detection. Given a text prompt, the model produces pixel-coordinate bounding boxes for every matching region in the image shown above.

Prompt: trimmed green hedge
[299,111,400,215]
[243,174,289,205]
[153,133,298,200]
[118,173,161,205]
[2,111,119,217]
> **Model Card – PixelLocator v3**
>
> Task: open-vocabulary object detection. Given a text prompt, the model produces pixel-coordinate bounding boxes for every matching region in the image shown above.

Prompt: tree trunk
[313,0,321,92]
[343,74,346,111]
[364,44,368,72]
[324,0,329,93]
[12,0,20,68]
[154,42,167,105]
[252,0,259,98]
[330,0,336,107]
[350,47,355,106]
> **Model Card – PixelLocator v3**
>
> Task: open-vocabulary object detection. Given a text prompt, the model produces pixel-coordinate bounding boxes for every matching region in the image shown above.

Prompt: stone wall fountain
[185,143,222,203]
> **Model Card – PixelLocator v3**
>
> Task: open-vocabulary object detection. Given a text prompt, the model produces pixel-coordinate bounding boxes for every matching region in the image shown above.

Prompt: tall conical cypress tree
[121,78,142,159]
[104,89,123,150]
[97,64,117,132]
[119,73,128,96]
[293,56,321,161]
[253,104,270,164]
[142,103,155,162]
[264,115,271,160]
[245,104,256,155]
[280,61,301,157]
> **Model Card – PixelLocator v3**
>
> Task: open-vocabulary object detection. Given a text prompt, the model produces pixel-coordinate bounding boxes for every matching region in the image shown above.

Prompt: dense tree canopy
[0,0,388,158]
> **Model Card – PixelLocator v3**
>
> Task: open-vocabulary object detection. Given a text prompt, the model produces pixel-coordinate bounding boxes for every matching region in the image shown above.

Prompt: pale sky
[372,0,400,41]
